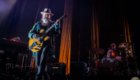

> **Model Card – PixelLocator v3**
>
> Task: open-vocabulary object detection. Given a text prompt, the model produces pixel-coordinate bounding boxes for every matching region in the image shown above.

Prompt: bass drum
[98,57,115,75]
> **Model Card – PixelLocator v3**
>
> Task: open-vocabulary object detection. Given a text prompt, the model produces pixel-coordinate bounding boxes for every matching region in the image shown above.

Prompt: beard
[42,18,49,23]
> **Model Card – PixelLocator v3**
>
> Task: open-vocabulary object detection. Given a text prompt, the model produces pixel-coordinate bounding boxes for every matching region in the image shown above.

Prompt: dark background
[0,0,139,69]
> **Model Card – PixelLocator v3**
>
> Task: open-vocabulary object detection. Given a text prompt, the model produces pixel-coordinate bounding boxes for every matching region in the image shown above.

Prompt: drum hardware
[118,37,138,75]
[98,57,115,75]
[92,52,99,75]
[125,59,136,76]
[120,45,131,75]
[86,49,94,76]
[123,44,136,75]
[87,49,96,76]
[113,60,123,76]
[86,47,105,55]
[87,50,91,75]
[90,48,105,55]
[110,49,122,62]
[86,47,104,76]
[92,48,104,75]
[130,34,138,76]
[85,47,92,76]
[121,33,138,75]
[118,42,132,49]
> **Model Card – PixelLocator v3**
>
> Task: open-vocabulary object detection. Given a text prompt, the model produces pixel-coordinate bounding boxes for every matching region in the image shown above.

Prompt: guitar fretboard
[45,22,57,34]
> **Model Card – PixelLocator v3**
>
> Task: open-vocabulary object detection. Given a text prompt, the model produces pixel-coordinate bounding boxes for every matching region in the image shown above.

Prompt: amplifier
[70,62,87,80]
[47,63,66,80]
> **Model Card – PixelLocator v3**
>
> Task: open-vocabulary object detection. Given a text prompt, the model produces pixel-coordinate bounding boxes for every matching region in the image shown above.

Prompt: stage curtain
[91,3,99,60]
[122,17,133,57]
[59,0,73,74]
[0,0,26,39]
[34,0,49,23]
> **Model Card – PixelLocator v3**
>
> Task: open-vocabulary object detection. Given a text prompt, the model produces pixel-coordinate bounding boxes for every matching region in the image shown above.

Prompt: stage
[0,71,140,80]
[0,0,140,80]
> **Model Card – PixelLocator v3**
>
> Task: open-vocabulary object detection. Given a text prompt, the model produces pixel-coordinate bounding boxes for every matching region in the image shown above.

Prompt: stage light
[131,77,139,80]
[0,1,6,11]
[0,0,17,24]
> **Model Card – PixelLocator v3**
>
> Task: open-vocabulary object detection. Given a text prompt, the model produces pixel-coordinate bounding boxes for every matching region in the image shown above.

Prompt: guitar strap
[38,21,42,32]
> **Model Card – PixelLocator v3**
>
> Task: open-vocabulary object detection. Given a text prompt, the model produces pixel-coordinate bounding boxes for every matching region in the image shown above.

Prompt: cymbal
[91,48,105,54]
[118,42,132,49]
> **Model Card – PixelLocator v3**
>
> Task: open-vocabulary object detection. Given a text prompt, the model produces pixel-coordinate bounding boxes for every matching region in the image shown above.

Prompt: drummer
[103,43,124,72]
[107,43,116,57]
[107,43,121,61]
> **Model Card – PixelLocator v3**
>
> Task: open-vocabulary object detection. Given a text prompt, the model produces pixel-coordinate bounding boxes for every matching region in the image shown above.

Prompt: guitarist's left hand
[56,19,60,25]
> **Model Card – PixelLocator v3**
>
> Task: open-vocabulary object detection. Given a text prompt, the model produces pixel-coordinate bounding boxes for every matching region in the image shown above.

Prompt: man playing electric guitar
[28,8,61,80]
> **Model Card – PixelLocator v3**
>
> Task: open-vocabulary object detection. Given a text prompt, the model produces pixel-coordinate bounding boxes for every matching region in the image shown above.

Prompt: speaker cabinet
[70,62,87,80]
[47,63,66,80]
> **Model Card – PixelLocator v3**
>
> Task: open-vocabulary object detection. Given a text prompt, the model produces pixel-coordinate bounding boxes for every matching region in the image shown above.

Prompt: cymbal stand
[87,50,92,76]
[124,46,135,75]
[130,34,138,75]
[114,60,121,76]
[89,50,91,71]
[93,51,98,75]
[124,46,131,75]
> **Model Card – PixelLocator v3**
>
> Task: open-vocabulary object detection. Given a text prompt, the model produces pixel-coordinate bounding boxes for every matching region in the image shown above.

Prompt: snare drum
[98,57,115,74]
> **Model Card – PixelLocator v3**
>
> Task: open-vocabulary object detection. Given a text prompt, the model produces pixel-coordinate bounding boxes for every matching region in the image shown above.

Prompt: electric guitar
[28,15,67,52]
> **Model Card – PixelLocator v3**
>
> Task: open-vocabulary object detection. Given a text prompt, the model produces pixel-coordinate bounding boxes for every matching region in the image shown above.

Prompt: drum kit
[86,42,137,76]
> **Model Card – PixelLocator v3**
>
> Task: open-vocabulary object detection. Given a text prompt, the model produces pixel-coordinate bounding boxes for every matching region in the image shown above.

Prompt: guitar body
[29,36,50,52]
[29,29,50,52]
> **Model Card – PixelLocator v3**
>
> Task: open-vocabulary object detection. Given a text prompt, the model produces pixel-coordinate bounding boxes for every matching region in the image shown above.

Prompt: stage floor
[0,67,140,80]
[0,72,140,80]
[86,76,140,80]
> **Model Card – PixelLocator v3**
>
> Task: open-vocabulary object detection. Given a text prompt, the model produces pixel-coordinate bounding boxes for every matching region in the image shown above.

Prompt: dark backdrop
[0,0,139,69]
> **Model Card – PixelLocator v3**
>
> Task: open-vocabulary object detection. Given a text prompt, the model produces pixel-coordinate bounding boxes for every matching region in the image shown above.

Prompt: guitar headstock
[59,15,67,20]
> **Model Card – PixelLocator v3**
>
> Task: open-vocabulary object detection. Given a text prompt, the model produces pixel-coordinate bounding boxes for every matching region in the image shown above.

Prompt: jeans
[35,44,50,80]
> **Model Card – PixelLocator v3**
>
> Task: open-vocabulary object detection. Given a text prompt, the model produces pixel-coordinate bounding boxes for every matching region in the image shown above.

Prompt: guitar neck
[44,15,67,34]
[45,22,56,34]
